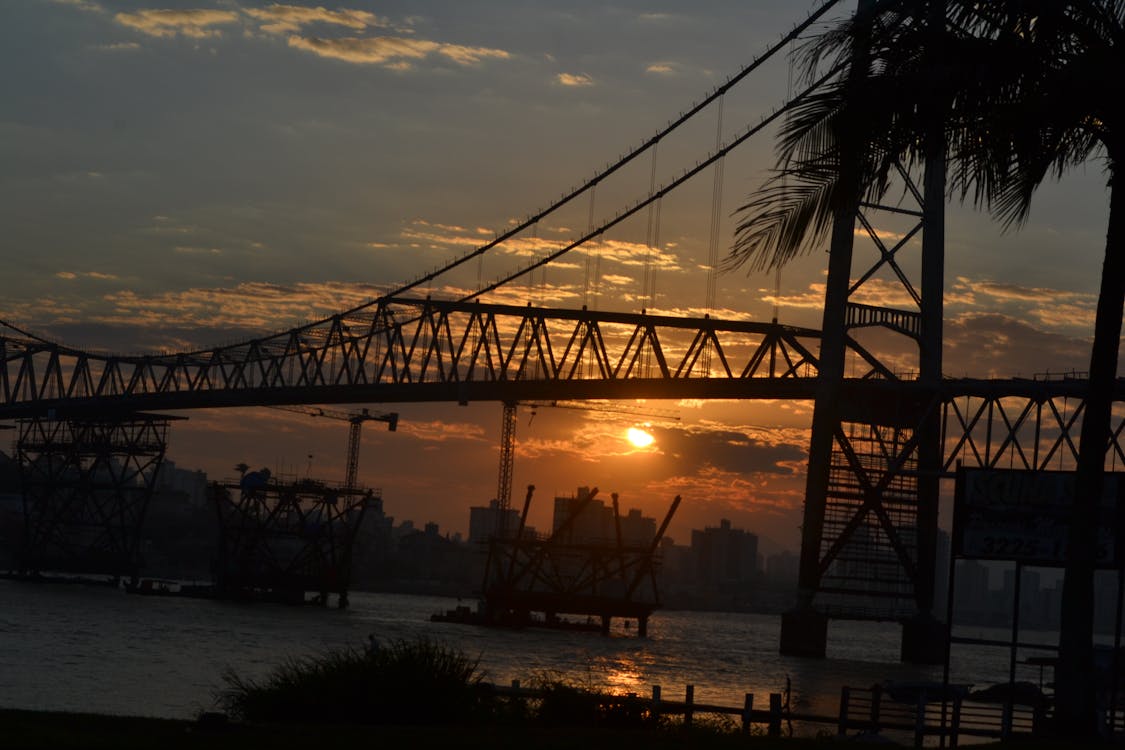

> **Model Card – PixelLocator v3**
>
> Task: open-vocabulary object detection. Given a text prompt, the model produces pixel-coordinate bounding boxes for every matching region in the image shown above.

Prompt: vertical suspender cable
[583,186,598,310]
[644,144,659,313]
[703,96,726,375]
[643,145,660,376]
[527,222,539,304]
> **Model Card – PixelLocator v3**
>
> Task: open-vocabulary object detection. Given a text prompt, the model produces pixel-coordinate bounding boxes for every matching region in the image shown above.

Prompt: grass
[0,709,829,750]
[4,709,1104,750]
[217,637,490,725]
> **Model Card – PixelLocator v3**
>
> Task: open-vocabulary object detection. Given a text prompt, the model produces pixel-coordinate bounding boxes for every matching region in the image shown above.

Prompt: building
[764,549,799,590]
[552,487,613,544]
[551,487,658,546]
[691,519,759,593]
[620,508,656,547]
[154,459,208,507]
[468,499,521,543]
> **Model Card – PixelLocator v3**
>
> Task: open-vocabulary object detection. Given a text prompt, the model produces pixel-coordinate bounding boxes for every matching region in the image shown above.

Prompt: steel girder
[0,298,823,417]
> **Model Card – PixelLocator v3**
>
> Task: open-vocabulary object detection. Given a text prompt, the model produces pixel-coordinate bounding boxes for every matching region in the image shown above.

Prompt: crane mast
[493,399,679,529]
[269,405,398,490]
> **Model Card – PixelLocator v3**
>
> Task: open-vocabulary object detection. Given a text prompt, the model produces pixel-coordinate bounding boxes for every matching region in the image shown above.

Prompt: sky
[1,0,1117,552]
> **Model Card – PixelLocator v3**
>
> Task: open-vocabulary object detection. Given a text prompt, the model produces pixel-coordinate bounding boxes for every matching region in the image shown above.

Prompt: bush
[217,637,491,725]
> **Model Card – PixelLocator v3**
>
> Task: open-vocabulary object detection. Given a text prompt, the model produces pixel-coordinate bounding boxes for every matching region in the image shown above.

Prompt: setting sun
[626,427,655,448]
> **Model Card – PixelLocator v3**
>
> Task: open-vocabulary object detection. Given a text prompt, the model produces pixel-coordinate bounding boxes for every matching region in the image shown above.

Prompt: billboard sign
[953,468,1124,567]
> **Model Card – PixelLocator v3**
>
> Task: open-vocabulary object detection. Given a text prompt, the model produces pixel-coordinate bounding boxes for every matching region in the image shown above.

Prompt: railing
[486,679,1045,745]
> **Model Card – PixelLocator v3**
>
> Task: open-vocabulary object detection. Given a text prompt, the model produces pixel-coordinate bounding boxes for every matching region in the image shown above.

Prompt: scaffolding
[475,486,680,636]
[211,470,376,608]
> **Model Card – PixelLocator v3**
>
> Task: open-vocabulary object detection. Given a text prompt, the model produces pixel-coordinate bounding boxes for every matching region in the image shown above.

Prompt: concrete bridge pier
[779,608,828,658]
[900,614,947,665]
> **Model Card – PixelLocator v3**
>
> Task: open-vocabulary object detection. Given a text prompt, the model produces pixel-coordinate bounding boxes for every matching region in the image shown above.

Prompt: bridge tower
[780,0,947,663]
[16,413,171,584]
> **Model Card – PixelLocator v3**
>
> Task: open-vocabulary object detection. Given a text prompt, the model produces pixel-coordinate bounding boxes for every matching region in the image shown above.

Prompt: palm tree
[730,0,1125,735]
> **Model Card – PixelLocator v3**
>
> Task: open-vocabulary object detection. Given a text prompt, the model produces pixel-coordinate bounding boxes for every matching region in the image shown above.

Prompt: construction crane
[493,399,679,528]
[269,405,398,490]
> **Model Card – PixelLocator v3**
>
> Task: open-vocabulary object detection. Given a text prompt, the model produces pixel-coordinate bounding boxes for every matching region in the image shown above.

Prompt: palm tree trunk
[1056,172,1125,736]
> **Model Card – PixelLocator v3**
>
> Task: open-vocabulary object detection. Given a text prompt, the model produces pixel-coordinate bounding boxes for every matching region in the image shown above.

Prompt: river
[0,579,1057,723]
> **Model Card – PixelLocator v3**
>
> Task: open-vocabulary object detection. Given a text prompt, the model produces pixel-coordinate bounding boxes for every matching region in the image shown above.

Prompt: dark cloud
[652,424,805,476]
[945,313,1092,379]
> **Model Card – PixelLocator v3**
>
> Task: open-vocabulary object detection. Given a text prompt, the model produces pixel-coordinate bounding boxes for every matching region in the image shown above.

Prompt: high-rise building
[468,499,522,543]
[691,519,758,591]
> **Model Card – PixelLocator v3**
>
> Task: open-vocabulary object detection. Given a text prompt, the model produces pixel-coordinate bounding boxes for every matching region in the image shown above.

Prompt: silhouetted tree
[729,0,1125,735]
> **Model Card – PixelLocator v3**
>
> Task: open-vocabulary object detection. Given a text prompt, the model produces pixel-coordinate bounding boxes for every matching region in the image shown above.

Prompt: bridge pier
[900,614,947,665]
[781,610,947,664]
[779,607,828,658]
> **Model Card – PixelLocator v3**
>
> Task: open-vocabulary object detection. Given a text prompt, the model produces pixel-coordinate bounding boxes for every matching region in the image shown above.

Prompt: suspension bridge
[5,0,1125,660]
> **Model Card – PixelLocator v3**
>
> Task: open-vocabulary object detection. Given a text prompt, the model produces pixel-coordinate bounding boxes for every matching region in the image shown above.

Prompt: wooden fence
[491,679,1042,746]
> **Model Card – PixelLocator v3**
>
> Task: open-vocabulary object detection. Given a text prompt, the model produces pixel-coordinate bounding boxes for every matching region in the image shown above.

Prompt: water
[0,579,1037,722]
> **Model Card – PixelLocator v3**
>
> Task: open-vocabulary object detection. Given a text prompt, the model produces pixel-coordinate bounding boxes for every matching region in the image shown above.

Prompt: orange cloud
[243,5,383,35]
[287,35,509,67]
[556,72,593,87]
[115,9,239,39]
[397,419,488,444]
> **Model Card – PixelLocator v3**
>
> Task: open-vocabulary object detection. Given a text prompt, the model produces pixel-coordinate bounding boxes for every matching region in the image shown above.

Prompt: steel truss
[0,298,826,415]
[16,414,169,581]
[211,474,375,607]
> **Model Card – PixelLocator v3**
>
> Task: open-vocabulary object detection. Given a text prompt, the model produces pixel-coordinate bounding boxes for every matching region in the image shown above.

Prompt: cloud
[54,270,119,281]
[287,35,510,67]
[652,465,805,515]
[398,419,488,444]
[765,278,921,313]
[19,281,393,352]
[49,0,102,12]
[94,41,141,52]
[242,5,384,35]
[645,62,676,75]
[653,423,806,476]
[944,312,1092,378]
[115,9,240,39]
[556,72,594,87]
[173,246,223,255]
[854,226,910,243]
[949,277,1096,332]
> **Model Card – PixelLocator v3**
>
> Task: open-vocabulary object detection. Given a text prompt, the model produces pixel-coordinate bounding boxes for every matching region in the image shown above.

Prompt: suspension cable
[463,68,839,304]
[4,0,847,359]
[345,0,845,309]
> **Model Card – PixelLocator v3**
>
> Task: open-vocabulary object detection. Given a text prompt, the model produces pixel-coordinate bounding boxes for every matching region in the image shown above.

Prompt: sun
[626,426,655,448]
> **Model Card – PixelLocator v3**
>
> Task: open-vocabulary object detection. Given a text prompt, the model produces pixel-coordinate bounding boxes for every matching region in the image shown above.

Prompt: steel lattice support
[782,0,947,661]
[940,388,1125,474]
[495,401,517,529]
[16,414,169,582]
[211,473,375,608]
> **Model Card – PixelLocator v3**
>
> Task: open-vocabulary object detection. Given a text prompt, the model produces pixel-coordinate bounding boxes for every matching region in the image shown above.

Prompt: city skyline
[3,0,1116,551]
